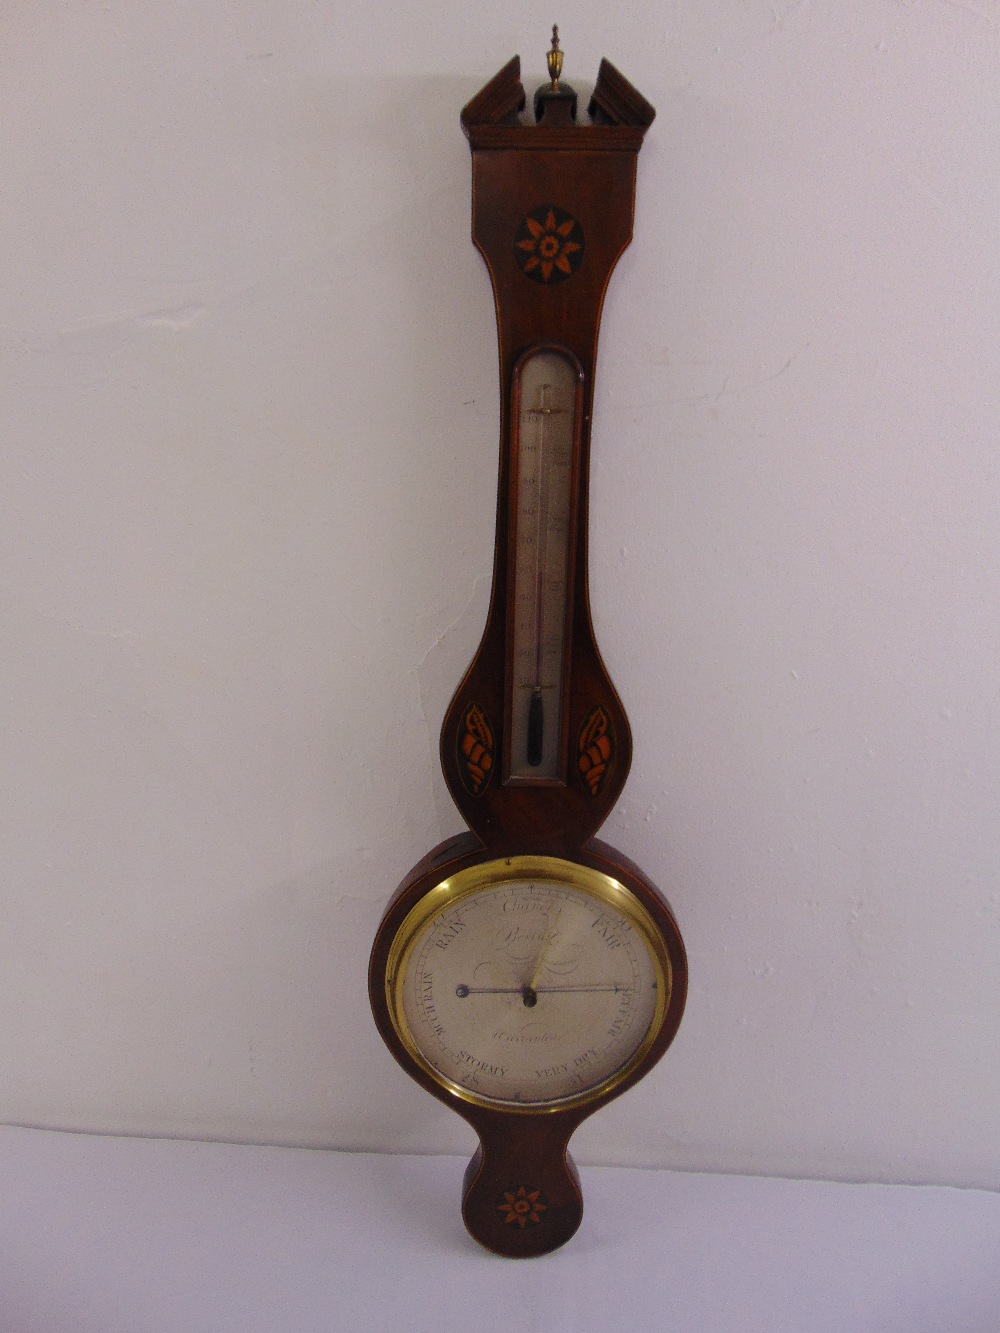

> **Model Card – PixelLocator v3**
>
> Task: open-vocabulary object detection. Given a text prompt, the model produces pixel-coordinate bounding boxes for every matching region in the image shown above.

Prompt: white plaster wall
[2,0,999,1188]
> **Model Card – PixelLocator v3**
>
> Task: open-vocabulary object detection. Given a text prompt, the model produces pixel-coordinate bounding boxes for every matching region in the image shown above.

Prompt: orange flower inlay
[514,207,584,285]
[497,1186,548,1227]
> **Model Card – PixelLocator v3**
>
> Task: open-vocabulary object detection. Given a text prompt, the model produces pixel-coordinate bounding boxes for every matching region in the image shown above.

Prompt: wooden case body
[368,57,685,1257]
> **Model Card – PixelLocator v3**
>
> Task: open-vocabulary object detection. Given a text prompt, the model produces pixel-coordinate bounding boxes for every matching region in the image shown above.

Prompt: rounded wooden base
[462,1124,583,1258]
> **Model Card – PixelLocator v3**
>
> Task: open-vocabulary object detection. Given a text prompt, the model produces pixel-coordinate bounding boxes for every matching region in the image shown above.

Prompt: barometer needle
[529,907,563,991]
[455,983,630,997]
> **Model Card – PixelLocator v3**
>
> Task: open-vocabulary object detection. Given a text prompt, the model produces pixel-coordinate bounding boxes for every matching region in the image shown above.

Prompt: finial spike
[546,24,563,89]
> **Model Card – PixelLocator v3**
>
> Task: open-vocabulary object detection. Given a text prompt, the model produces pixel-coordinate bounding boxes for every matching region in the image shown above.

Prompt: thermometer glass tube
[507,349,579,780]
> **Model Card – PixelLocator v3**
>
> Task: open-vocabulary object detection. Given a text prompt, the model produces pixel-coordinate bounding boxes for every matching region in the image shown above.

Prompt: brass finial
[546,25,563,89]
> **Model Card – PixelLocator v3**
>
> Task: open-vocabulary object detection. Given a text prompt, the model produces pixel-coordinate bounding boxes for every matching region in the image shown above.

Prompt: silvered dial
[387,857,670,1109]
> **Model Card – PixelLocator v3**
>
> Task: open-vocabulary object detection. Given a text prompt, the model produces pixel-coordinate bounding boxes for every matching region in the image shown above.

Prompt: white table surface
[1,1125,998,1332]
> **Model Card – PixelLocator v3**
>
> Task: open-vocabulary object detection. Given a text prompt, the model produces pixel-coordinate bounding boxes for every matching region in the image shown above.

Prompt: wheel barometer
[369,31,686,1258]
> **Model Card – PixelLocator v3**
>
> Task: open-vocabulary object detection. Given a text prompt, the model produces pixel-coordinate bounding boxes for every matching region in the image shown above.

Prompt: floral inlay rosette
[514,206,585,284]
[497,1186,548,1227]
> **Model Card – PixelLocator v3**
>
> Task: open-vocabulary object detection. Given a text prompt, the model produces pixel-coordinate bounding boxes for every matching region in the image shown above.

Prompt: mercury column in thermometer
[508,349,581,780]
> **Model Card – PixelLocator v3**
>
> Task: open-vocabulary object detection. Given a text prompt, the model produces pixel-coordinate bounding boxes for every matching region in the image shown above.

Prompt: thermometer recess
[508,349,581,780]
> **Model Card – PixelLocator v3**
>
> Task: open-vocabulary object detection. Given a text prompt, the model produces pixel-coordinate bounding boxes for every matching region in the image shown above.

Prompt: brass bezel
[384,854,672,1114]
